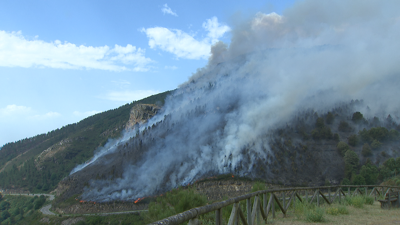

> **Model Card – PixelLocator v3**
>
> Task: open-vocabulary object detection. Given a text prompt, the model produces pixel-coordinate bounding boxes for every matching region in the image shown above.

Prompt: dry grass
[266,201,400,225]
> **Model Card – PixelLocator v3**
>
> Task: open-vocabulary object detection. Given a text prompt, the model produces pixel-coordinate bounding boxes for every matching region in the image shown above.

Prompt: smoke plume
[73,0,400,202]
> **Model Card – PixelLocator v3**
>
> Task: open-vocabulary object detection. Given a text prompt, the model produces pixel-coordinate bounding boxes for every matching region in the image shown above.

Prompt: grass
[270,201,400,225]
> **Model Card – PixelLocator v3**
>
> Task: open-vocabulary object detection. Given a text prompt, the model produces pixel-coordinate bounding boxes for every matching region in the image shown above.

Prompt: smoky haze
[73,0,400,202]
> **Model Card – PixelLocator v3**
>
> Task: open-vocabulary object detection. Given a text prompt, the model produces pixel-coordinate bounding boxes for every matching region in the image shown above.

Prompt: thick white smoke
[76,0,400,202]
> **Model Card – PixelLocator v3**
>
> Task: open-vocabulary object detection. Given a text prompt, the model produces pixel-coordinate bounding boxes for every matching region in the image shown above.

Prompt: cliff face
[126,104,160,129]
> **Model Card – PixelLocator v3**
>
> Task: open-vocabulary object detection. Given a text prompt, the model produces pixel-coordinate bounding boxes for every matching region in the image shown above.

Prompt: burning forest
[64,0,400,203]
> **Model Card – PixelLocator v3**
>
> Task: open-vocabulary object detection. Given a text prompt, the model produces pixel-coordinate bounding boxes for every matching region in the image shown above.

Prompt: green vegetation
[344,150,359,179]
[311,117,333,140]
[0,194,48,224]
[337,141,350,156]
[348,134,359,146]
[361,143,372,157]
[338,121,352,132]
[305,207,325,222]
[352,112,364,123]
[0,90,173,192]
[326,112,334,124]
[148,187,207,222]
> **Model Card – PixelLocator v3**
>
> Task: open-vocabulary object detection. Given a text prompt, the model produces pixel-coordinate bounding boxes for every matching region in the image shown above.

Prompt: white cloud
[73,110,101,117]
[142,17,230,60]
[0,104,60,120]
[0,31,153,71]
[0,104,32,116]
[164,65,178,70]
[161,4,178,17]
[103,90,160,102]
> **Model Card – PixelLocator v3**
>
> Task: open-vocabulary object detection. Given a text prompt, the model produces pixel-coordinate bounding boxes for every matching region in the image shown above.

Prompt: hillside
[0,90,173,193]
[53,98,400,206]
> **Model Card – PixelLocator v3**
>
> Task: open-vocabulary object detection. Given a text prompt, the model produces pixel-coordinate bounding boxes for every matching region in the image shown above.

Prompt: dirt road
[40,204,56,216]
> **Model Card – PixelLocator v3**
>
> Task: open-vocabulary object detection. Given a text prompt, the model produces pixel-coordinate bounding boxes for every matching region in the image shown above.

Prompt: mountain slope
[0,90,173,193]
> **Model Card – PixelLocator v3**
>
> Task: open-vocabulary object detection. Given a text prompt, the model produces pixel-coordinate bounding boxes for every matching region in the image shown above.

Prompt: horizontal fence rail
[149,185,400,225]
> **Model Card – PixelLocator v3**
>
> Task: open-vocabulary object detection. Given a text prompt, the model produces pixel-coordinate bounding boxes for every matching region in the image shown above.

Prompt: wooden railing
[149,185,400,225]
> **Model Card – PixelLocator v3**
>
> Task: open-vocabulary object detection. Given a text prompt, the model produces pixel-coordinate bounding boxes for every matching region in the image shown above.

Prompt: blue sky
[0,0,297,146]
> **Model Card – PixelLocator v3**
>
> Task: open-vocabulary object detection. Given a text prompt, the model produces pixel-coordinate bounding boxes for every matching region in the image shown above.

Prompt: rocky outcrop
[35,139,71,169]
[126,104,160,129]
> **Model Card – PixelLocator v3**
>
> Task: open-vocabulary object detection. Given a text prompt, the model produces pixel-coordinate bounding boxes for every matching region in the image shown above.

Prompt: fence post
[282,192,285,210]
[216,208,221,225]
[339,188,341,204]
[247,198,252,225]
[293,191,296,213]
[365,187,368,196]
[256,196,261,225]
[348,187,350,196]
[272,194,275,219]
[263,193,267,215]
[328,187,331,203]
[317,189,320,207]
[235,204,239,225]
[305,190,308,204]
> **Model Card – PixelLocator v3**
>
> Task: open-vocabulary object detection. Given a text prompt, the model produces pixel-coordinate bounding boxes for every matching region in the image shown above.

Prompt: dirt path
[5,192,146,217]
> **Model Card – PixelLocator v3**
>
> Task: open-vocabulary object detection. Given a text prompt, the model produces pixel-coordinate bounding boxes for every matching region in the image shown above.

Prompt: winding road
[3,192,146,216]
[40,204,56,215]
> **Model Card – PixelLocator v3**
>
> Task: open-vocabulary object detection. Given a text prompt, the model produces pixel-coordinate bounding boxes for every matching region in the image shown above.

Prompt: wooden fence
[149,185,400,225]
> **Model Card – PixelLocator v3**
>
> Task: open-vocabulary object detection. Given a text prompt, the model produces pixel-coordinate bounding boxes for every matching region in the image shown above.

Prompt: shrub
[295,200,316,215]
[305,208,325,222]
[361,143,372,157]
[344,196,352,206]
[1,210,10,220]
[371,140,382,150]
[348,135,359,146]
[338,121,352,132]
[341,178,350,185]
[337,141,350,157]
[364,196,374,205]
[333,133,340,142]
[337,205,349,214]
[352,112,364,122]
[351,196,364,208]
[326,207,339,215]
[352,175,366,185]
[389,129,400,141]
[251,181,266,192]
[148,187,207,221]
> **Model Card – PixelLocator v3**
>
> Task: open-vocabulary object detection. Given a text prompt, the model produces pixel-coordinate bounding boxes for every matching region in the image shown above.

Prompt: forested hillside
[0,90,173,193]
[54,98,400,204]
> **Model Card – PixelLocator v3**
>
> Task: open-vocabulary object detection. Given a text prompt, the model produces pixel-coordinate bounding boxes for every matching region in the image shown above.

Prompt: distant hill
[0,90,173,193]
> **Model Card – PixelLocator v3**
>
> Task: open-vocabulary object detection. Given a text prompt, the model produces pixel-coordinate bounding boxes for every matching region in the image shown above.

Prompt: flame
[79,200,85,203]
[232,175,234,178]
[134,197,145,204]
